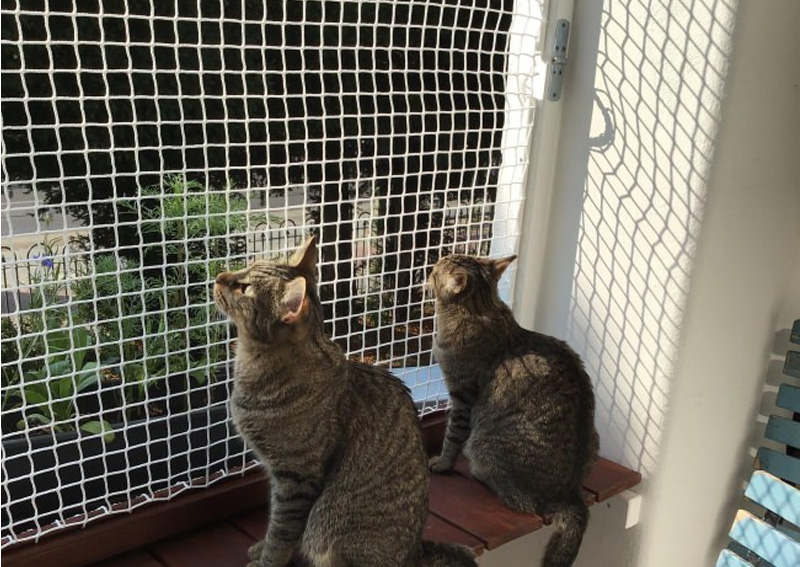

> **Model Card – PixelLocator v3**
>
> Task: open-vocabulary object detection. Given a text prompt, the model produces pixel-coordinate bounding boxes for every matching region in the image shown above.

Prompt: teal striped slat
[765,416,800,450]
[744,470,800,526]
[716,548,755,567]
[790,320,800,345]
[757,447,800,484]
[729,510,800,567]
[776,384,800,413]
[785,351,800,379]
[727,541,778,567]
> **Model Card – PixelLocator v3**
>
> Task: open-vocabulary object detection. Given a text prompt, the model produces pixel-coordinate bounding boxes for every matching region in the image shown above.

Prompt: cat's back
[312,360,428,536]
[340,361,423,446]
[485,328,595,418]
[340,362,426,476]
[504,329,590,382]
[474,328,599,478]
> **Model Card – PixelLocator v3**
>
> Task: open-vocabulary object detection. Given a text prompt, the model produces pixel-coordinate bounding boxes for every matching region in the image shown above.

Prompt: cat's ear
[445,272,467,296]
[491,255,517,278]
[288,236,317,280]
[280,277,307,325]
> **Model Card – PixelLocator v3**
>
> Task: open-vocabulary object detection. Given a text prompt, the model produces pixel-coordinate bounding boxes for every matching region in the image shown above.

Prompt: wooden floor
[87,509,265,567]
[88,507,483,567]
[89,456,641,567]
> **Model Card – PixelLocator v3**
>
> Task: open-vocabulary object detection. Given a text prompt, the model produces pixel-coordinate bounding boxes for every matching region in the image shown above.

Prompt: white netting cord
[1,1,541,546]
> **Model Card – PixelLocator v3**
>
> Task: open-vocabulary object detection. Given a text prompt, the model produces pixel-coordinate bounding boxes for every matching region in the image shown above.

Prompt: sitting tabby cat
[427,254,599,567]
[215,237,476,567]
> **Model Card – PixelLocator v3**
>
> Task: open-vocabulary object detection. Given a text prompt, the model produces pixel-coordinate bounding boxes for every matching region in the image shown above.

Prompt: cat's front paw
[247,539,265,561]
[428,455,454,473]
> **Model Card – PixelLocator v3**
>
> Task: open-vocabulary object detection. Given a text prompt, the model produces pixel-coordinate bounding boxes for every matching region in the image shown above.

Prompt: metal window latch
[546,19,570,101]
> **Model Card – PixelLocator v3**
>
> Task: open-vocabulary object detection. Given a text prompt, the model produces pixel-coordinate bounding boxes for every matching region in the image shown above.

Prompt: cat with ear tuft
[428,253,600,567]
[215,236,477,567]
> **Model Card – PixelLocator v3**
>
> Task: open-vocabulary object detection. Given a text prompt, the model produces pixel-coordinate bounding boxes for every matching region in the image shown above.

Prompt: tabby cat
[214,237,476,567]
[427,253,599,567]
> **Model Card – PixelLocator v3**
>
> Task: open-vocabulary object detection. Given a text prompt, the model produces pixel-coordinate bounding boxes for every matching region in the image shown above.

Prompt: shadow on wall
[565,0,739,475]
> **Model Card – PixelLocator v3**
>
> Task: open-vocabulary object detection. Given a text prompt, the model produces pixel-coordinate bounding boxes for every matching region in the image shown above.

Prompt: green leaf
[24,367,47,382]
[47,358,72,378]
[52,376,74,400]
[75,364,100,393]
[71,328,92,369]
[121,362,144,382]
[72,349,86,372]
[46,330,70,352]
[80,420,116,443]
[22,413,53,427]
[22,387,49,406]
[72,326,92,349]
[102,354,121,366]
[50,399,75,420]
[189,365,208,385]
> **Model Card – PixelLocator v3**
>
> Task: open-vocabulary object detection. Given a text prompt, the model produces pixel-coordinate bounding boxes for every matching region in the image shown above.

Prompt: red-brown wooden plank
[456,454,639,504]
[583,457,642,501]
[4,472,269,567]
[428,472,543,550]
[86,549,165,567]
[424,513,485,556]
[421,411,449,457]
[450,456,597,526]
[230,508,268,542]
[150,524,252,567]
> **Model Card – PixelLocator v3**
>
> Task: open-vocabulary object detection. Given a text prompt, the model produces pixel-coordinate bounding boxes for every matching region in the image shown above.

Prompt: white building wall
[497,0,800,566]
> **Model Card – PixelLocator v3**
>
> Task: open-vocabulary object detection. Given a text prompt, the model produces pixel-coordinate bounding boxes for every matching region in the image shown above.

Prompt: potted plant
[1,177,258,540]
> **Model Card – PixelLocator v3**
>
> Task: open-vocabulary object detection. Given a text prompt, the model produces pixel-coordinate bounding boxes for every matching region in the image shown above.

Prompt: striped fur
[215,238,476,567]
[429,254,600,567]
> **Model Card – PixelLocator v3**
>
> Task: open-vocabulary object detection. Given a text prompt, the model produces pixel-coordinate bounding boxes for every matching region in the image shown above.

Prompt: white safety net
[0,0,544,546]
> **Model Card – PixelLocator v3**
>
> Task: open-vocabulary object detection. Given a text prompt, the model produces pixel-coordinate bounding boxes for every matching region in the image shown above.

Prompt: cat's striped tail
[541,490,589,567]
[419,541,478,567]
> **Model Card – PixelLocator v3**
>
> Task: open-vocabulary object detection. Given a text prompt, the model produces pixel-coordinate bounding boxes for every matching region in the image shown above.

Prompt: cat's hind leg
[334,549,405,567]
[464,442,541,514]
[476,469,541,513]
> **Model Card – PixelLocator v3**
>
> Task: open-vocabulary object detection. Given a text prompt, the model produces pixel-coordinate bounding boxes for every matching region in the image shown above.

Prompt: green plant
[135,175,253,283]
[1,316,22,412]
[111,175,250,392]
[69,254,166,410]
[1,252,72,396]
[2,176,252,437]
[16,326,115,441]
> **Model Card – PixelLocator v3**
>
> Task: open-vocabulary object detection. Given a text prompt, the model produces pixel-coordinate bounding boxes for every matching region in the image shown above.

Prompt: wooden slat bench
[422,412,642,554]
[4,410,642,567]
[716,319,800,567]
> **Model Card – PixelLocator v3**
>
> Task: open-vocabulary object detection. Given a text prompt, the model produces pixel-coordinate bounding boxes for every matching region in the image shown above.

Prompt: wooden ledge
[421,409,642,552]
[426,455,641,553]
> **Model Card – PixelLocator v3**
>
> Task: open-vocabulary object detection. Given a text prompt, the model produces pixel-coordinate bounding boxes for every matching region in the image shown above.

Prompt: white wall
[634,0,800,559]
[501,0,800,566]
[538,0,742,478]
